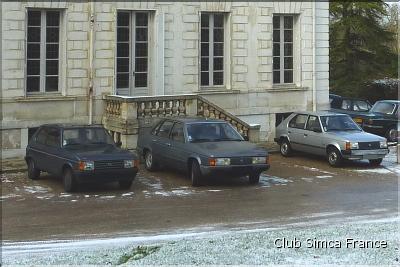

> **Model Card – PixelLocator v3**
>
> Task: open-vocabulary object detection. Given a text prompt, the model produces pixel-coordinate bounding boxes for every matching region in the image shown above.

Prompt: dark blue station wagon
[25,125,139,192]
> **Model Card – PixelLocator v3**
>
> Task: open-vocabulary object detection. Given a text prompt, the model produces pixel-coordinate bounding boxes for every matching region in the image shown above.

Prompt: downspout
[88,1,95,125]
[312,1,317,111]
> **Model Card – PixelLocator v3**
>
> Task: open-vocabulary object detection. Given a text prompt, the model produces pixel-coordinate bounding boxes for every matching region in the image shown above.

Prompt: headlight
[124,160,138,168]
[380,141,387,148]
[78,161,94,171]
[252,157,268,164]
[209,158,231,166]
[345,142,358,150]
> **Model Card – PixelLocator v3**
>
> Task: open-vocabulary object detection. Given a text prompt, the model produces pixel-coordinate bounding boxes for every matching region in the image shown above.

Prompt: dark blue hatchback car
[25,124,139,192]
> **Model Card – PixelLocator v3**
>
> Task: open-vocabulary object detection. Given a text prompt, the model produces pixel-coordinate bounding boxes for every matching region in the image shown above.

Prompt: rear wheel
[369,158,383,166]
[249,172,261,184]
[63,168,77,192]
[386,126,397,142]
[144,150,157,171]
[327,147,343,167]
[119,179,133,189]
[27,159,40,180]
[280,139,292,157]
[190,161,202,187]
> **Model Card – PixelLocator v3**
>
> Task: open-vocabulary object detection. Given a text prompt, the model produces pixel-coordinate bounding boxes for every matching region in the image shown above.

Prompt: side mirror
[312,127,322,133]
[116,141,122,148]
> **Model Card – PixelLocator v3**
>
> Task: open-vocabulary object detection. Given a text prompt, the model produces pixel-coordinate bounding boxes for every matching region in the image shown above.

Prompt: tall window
[26,10,60,93]
[116,12,149,94]
[200,13,224,87]
[273,15,293,84]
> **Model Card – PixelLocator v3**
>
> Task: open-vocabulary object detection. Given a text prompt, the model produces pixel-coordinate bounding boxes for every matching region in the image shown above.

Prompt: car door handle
[288,131,291,134]
[304,134,308,137]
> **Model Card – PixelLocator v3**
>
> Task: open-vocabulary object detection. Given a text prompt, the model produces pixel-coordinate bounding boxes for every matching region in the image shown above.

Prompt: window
[116,12,149,94]
[45,128,60,147]
[288,114,307,129]
[341,99,351,110]
[156,121,174,138]
[36,128,48,144]
[200,13,224,86]
[170,123,185,142]
[26,10,60,93]
[273,15,293,84]
[305,116,321,131]
[352,100,371,111]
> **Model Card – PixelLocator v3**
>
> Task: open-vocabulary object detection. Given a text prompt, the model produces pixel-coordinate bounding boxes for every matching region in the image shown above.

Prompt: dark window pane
[117,73,129,88]
[201,14,209,28]
[273,43,280,57]
[273,57,280,70]
[213,28,224,42]
[46,44,58,59]
[27,60,40,75]
[284,43,293,56]
[136,27,148,41]
[214,14,224,28]
[273,71,280,84]
[284,57,293,69]
[28,11,41,26]
[117,12,129,26]
[135,43,148,57]
[46,27,59,42]
[117,27,129,42]
[28,27,41,42]
[213,71,223,85]
[28,44,40,58]
[213,57,223,71]
[284,30,292,42]
[46,76,58,91]
[273,30,280,42]
[46,60,58,75]
[201,43,209,56]
[201,57,209,71]
[46,11,60,26]
[201,72,209,86]
[135,58,147,72]
[284,16,293,29]
[117,58,129,72]
[136,13,148,26]
[284,70,293,83]
[201,29,209,42]
[214,43,223,57]
[135,73,147,87]
[273,16,280,29]
[27,77,40,92]
[117,43,129,57]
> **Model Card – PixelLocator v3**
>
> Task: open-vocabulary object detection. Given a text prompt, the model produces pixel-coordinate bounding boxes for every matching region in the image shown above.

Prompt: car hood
[327,131,386,142]
[68,145,135,161]
[192,141,268,157]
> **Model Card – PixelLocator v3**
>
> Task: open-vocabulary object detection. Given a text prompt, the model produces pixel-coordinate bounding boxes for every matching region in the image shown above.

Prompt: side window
[288,114,308,129]
[170,123,185,142]
[157,121,174,138]
[305,116,321,131]
[353,100,370,111]
[36,128,48,144]
[45,128,61,147]
[341,99,351,110]
[151,120,164,135]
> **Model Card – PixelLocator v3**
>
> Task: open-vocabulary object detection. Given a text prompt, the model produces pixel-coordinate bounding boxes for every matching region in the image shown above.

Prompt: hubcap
[146,153,152,168]
[388,129,397,142]
[281,143,288,154]
[329,152,337,164]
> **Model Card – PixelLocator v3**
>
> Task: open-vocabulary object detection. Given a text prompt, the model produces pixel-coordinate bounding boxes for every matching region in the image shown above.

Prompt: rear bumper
[341,149,389,160]
[74,168,138,183]
[200,164,270,177]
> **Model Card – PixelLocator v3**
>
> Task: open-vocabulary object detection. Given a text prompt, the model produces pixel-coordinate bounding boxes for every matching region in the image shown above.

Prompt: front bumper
[74,167,138,183]
[200,164,270,177]
[341,149,389,160]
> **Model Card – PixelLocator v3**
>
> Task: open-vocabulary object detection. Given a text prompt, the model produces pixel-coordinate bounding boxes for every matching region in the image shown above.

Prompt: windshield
[186,122,244,142]
[62,128,115,147]
[320,115,361,132]
[371,102,396,115]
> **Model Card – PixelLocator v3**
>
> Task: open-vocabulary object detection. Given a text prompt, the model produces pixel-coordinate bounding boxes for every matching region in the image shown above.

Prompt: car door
[43,127,63,175]
[152,120,175,164]
[28,127,48,170]
[303,115,325,155]
[287,114,308,151]
[167,122,188,171]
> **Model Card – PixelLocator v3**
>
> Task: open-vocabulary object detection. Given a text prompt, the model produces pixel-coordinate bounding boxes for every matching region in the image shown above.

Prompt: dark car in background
[25,125,139,192]
[329,94,372,124]
[137,117,270,186]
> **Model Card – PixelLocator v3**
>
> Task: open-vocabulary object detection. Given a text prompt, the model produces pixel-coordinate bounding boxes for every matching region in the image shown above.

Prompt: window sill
[268,84,308,92]
[196,88,240,95]
[16,94,85,102]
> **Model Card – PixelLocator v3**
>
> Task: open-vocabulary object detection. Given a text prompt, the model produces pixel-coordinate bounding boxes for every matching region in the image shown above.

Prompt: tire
[144,150,157,171]
[369,158,383,166]
[119,179,133,189]
[63,168,78,192]
[249,172,261,184]
[385,126,397,142]
[190,161,202,187]
[27,159,40,180]
[327,147,343,167]
[280,139,292,157]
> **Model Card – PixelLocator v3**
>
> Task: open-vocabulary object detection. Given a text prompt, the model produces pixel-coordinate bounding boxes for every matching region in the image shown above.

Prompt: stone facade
[1,1,329,158]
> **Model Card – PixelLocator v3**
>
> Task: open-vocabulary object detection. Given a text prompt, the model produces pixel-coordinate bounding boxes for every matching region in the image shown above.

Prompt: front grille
[358,142,380,150]
[94,160,124,170]
[230,157,252,165]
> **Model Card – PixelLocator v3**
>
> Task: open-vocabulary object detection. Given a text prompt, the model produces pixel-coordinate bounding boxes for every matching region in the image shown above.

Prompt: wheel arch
[326,143,342,155]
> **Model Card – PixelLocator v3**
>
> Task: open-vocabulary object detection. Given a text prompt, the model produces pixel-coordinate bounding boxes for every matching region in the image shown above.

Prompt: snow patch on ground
[1,174,14,183]
[301,178,314,183]
[259,174,293,187]
[316,175,332,179]
[23,185,51,194]
[294,165,336,175]
[0,193,21,200]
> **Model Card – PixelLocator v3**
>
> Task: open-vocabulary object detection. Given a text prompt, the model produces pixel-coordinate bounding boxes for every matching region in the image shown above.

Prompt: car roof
[374,100,400,104]
[329,94,370,102]
[293,111,348,116]
[40,124,105,129]
[159,116,226,123]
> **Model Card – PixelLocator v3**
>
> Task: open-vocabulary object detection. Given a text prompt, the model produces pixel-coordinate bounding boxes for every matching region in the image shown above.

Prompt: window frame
[156,120,174,138]
[273,15,294,85]
[170,122,186,143]
[288,114,308,129]
[305,115,322,132]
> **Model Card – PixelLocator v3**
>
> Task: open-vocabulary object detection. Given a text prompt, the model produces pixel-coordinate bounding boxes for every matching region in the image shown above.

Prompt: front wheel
[27,159,41,180]
[280,139,292,157]
[190,161,202,187]
[144,150,157,171]
[369,158,383,166]
[249,172,261,184]
[327,147,343,167]
[119,179,133,189]
[63,168,78,192]
[386,126,397,142]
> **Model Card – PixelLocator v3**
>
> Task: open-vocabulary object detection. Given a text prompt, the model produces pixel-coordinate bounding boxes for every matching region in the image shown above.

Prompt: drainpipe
[88,1,95,125]
[312,1,317,112]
